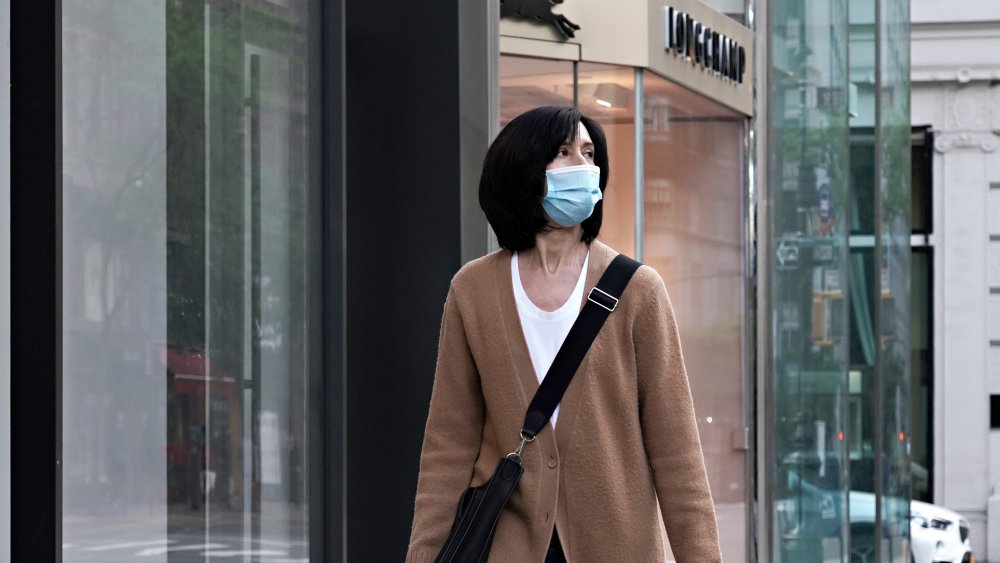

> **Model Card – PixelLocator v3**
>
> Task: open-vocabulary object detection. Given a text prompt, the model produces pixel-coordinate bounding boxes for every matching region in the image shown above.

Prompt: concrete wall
[701,0,745,17]
[911,0,1000,24]
[1,0,11,558]
[911,10,1000,559]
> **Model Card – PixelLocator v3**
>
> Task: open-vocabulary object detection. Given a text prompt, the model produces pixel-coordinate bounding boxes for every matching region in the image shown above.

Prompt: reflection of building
[2,0,911,562]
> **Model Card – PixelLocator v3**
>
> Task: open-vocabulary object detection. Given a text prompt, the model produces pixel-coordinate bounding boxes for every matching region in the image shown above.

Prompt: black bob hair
[479,106,609,252]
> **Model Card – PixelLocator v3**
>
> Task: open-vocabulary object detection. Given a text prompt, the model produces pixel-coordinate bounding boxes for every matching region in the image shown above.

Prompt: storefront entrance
[500,54,751,562]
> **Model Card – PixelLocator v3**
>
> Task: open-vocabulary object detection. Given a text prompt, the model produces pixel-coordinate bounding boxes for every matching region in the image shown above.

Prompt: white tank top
[511,251,589,428]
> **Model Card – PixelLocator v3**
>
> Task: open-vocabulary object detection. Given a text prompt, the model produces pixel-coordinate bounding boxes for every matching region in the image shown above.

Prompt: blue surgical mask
[542,164,603,227]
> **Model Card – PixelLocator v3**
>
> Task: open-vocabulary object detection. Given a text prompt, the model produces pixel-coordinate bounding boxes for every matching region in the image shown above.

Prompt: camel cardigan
[406,240,721,563]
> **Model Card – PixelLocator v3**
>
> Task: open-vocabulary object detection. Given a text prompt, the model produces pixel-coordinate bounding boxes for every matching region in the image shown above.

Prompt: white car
[849,491,973,563]
[910,499,973,563]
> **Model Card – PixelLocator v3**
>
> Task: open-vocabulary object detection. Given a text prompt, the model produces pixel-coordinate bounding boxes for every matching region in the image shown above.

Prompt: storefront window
[61,2,320,560]
[577,62,635,257]
[500,55,750,561]
[642,72,746,562]
[499,56,575,126]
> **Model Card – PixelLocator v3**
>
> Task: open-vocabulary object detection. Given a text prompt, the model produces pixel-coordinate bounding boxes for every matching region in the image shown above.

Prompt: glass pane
[848,0,912,557]
[878,0,912,557]
[848,1,879,560]
[642,72,746,562]
[768,0,852,559]
[499,55,574,126]
[61,2,320,560]
[577,62,635,257]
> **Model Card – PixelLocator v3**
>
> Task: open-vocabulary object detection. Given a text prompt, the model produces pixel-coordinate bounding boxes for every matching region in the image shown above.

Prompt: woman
[406,106,721,562]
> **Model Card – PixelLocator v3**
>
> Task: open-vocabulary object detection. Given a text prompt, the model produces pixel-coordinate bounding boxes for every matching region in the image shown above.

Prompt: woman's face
[546,122,595,171]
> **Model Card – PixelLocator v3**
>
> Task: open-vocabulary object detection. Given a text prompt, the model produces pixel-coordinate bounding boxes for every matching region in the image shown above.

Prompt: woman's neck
[522,226,587,276]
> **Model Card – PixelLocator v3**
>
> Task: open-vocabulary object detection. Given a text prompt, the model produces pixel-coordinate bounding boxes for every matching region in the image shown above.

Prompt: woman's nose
[569,151,588,165]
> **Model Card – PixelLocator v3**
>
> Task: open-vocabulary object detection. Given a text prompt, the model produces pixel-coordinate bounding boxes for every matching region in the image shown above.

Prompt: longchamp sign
[665,6,746,84]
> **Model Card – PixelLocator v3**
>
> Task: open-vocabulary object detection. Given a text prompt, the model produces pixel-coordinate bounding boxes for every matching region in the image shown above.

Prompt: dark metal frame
[912,127,934,236]
[313,0,346,559]
[911,126,934,502]
[912,246,935,499]
[10,0,61,560]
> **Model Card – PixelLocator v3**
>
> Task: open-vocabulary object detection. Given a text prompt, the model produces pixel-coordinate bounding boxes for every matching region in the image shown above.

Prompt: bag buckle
[587,287,618,312]
[505,431,536,463]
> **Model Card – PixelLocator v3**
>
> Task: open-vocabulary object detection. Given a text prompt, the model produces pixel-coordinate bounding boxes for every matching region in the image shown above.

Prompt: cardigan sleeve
[406,285,485,563]
[633,268,723,562]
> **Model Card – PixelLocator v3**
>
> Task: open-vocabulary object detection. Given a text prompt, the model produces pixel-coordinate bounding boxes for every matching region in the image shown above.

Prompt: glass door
[61,2,322,560]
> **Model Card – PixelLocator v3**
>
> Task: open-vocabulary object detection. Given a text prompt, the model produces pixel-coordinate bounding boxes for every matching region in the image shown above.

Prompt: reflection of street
[63,510,307,562]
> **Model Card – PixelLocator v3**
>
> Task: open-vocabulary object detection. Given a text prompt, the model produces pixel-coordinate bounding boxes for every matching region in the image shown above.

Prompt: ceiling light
[592,82,631,109]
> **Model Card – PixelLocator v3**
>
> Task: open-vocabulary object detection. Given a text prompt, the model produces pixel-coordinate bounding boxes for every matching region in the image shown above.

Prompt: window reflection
[642,72,746,563]
[578,62,635,257]
[62,1,317,560]
[769,0,853,558]
[499,56,575,126]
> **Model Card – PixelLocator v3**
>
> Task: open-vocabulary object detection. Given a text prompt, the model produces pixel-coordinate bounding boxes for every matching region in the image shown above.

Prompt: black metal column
[10,0,61,560]
[345,0,481,559]
[313,0,346,559]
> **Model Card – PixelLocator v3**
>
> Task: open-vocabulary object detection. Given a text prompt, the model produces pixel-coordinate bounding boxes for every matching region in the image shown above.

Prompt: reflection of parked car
[849,491,973,563]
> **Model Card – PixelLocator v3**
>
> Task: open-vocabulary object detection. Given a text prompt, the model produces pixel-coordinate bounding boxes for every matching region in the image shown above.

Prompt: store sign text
[665,7,746,84]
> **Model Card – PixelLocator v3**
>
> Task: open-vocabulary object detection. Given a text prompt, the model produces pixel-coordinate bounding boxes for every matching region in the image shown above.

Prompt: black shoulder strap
[520,254,642,439]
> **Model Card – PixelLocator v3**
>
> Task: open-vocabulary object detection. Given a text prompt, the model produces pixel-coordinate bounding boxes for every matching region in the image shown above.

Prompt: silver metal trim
[752,0,773,559]
[872,0,888,557]
[588,287,619,312]
[506,432,535,463]
[485,0,501,254]
[0,0,9,554]
[634,67,645,262]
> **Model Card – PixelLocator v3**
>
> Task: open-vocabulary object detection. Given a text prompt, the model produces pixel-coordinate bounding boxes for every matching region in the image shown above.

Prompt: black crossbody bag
[435,254,642,563]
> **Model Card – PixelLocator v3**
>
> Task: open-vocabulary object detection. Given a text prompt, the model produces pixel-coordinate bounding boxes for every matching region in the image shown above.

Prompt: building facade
[0,0,912,561]
[909,0,1000,559]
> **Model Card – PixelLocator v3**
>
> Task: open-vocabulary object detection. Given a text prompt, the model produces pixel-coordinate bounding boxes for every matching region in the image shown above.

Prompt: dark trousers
[545,528,567,563]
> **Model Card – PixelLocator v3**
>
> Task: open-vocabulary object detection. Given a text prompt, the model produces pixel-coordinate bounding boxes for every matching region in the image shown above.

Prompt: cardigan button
[548,455,558,469]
